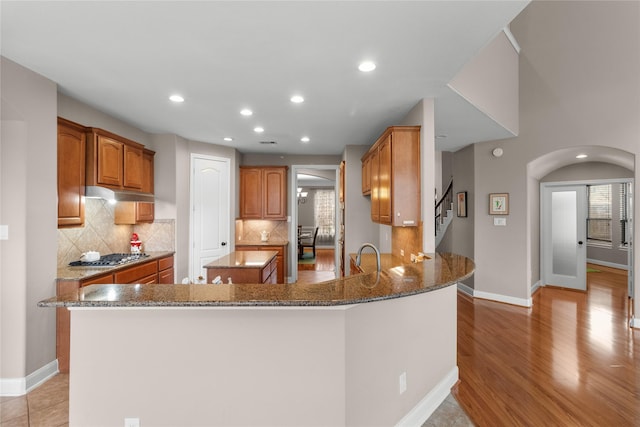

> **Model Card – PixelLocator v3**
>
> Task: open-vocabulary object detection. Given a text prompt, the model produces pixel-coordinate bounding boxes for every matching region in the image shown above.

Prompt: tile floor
[1,373,471,426]
[0,374,68,427]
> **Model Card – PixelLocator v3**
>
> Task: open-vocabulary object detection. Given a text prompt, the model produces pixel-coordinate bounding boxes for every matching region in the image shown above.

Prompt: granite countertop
[203,251,278,269]
[235,240,289,246]
[56,251,175,281]
[40,252,474,308]
[349,253,411,273]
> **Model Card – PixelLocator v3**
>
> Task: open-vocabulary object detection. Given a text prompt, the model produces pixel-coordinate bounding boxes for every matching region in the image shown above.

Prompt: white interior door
[542,184,587,291]
[190,155,230,280]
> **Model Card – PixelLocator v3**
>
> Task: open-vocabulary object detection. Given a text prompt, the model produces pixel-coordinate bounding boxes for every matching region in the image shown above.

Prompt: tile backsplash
[57,198,175,268]
[392,224,423,263]
[236,219,289,242]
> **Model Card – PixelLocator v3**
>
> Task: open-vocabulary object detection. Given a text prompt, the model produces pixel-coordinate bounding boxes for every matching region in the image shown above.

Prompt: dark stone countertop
[40,252,474,308]
[56,251,175,281]
[203,251,278,269]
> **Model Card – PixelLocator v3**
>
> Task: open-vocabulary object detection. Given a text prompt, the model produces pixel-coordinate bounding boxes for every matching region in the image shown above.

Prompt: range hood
[85,185,155,203]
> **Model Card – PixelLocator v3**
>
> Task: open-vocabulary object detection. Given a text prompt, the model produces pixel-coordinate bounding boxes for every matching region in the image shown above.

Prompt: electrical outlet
[400,249,404,257]
[399,372,407,394]
[124,418,140,427]
[0,225,7,240]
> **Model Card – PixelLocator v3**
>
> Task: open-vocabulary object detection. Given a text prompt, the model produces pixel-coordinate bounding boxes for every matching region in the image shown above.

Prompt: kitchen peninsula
[41,253,474,426]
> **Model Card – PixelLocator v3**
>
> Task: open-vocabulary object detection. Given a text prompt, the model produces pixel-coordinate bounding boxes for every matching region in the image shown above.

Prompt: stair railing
[435,179,454,235]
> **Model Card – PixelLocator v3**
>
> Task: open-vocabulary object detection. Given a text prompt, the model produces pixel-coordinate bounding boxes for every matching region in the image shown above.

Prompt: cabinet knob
[221,242,227,246]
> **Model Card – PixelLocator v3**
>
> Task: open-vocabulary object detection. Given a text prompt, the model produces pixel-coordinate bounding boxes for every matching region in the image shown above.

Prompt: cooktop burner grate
[68,253,149,267]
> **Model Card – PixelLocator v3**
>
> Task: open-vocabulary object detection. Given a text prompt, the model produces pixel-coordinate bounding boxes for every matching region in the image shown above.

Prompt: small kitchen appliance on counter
[130,233,142,253]
[69,252,149,267]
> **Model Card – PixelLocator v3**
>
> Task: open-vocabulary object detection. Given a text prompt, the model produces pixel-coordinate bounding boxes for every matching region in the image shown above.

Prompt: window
[587,184,611,242]
[314,189,335,245]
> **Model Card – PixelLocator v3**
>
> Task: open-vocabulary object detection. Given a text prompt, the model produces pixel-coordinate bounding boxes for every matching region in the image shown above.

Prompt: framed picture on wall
[489,193,509,215]
[457,192,467,217]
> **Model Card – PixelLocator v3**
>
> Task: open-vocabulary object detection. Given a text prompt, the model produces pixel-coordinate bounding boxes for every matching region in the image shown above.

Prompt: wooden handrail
[435,179,454,234]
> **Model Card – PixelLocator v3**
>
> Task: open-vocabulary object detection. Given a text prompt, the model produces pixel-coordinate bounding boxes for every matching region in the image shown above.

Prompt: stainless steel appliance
[68,253,149,267]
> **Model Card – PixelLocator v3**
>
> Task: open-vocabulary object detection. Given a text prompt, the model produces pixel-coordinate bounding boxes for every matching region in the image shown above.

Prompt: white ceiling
[1,1,529,155]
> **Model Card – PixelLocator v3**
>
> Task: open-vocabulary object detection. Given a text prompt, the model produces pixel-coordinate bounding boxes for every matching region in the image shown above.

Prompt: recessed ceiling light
[576,154,588,159]
[358,61,376,72]
[169,94,184,103]
[300,136,310,143]
[223,137,233,142]
[240,109,253,116]
[290,95,304,104]
[254,126,264,133]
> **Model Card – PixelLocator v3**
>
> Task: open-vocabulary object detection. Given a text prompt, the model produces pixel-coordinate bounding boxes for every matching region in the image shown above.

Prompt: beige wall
[68,286,456,426]
[449,30,519,136]
[468,1,640,309]
[1,57,58,381]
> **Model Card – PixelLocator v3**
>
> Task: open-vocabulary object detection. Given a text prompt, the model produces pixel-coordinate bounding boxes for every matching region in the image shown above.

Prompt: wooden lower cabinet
[56,254,174,373]
[158,255,175,284]
[235,244,287,283]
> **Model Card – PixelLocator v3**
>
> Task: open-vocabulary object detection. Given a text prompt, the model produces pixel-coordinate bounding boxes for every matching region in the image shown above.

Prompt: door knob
[221,242,227,246]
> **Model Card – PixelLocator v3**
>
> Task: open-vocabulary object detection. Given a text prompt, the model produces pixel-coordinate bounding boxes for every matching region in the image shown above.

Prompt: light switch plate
[494,217,507,226]
[0,225,8,240]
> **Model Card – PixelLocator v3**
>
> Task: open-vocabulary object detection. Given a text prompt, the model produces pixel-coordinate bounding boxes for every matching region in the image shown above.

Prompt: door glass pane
[552,191,577,276]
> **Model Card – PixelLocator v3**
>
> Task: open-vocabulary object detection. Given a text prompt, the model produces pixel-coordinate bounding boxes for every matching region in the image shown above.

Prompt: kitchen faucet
[355,243,381,273]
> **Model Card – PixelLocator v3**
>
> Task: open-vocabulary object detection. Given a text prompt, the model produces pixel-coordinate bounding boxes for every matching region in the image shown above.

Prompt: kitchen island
[41,252,473,426]
[203,250,278,284]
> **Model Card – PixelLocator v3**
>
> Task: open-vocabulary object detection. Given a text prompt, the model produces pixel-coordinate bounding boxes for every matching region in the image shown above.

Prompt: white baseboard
[395,366,459,427]
[474,290,532,308]
[587,259,628,271]
[631,317,640,329]
[0,359,58,396]
[457,282,474,297]
[531,280,542,294]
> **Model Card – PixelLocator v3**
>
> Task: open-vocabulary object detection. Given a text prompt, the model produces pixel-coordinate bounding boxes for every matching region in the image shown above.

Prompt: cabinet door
[57,118,86,227]
[136,202,155,222]
[389,128,420,227]
[239,168,263,219]
[97,136,123,187]
[263,168,287,219]
[142,149,155,194]
[361,155,371,195]
[158,267,175,284]
[370,148,380,222]
[123,144,143,190]
[377,135,392,225]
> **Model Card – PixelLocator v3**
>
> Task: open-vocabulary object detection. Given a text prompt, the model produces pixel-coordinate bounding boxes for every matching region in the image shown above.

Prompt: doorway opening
[540,178,633,297]
[290,165,339,283]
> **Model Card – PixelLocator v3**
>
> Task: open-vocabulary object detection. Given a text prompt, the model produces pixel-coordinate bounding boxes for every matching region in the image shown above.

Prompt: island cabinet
[85,127,145,191]
[361,126,420,226]
[204,251,278,284]
[57,117,86,228]
[236,244,287,283]
[239,166,287,220]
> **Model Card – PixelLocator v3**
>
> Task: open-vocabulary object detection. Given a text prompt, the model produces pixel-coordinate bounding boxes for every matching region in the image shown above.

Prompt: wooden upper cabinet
[362,126,420,227]
[123,144,143,190]
[85,127,146,191]
[361,155,371,195]
[96,135,123,187]
[240,166,287,220]
[239,167,263,219]
[57,117,86,228]
[142,148,155,194]
[263,168,287,219]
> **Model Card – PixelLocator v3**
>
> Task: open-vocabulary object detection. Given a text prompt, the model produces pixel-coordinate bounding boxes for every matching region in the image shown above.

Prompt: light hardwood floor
[454,263,639,426]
